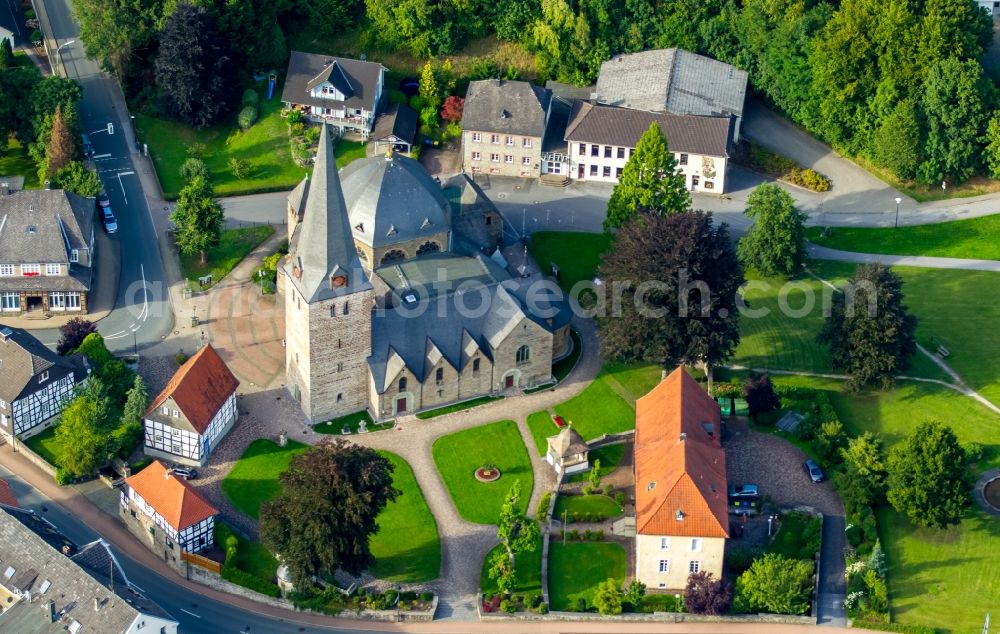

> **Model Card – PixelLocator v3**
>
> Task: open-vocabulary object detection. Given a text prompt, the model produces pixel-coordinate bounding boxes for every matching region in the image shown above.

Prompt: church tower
[283,124,374,422]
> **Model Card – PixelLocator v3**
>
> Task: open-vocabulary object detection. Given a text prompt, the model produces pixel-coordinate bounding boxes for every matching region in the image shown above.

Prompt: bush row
[558,528,606,542]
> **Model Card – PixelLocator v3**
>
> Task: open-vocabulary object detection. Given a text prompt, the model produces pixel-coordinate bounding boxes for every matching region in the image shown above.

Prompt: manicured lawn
[548,542,626,611]
[370,452,440,583]
[768,511,821,561]
[526,410,557,456]
[136,94,304,199]
[528,231,612,294]
[431,420,533,524]
[231,533,279,580]
[23,426,61,468]
[313,410,394,434]
[567,443,625,484]
[806,214,1000,261]
[0,139,41,189]
[415,395,502,420]
[333,139,367,169]
[480,532,543,596]
[600,362,663,405]
[553,374,636,442]
[221,438,309,518]
[553,494,623,521]
[179,225,274,291]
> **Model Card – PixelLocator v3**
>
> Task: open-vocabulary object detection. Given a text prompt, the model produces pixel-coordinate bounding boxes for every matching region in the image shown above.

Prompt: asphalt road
[30,0,172,354]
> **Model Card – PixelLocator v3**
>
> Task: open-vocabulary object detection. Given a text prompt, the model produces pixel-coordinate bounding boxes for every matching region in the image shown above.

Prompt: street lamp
[894,197,903,229]
[131,327,139,359]
[55,40,75,77]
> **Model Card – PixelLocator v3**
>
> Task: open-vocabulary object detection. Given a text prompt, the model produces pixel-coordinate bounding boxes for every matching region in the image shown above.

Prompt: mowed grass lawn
[528,231,611,294]
[480,532,543,596]
[553,494,623,520]
[136,94,303,199]
[526,410,557,457]
[431,420,532,524]
[548,542,626,611]
[370,452,440,583]
[551,363,661,442]
[806,214,1000,260]
[221,438,309,518]
[23,426,61,468]
[0,139,41,189]
[179,224,273,291]
[567,443,625,483]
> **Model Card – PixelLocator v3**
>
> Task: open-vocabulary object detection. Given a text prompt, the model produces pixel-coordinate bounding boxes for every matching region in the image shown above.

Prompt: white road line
[92,153,112,159]
[179,609,201,619]
[116,172,129,204]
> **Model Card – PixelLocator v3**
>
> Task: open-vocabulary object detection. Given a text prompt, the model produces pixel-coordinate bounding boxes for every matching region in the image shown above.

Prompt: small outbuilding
[371,103,418,155]
[545,425,589,475]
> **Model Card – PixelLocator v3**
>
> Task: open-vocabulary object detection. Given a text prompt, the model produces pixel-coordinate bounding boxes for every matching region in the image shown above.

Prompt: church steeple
[285,124,371,303]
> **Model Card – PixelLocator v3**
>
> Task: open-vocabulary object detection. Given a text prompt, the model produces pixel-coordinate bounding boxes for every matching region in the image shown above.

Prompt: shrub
[55,468,72,485]
[290,122,305,138]
[726,548,761,575]
[175,351,189,365]
[569,529,579,541]
[24,8,36,18]
[221,566,280,597]
[304,125,321,145]
[592,578,624,615]
[500,599,516,613]
[30,29,42,44]
[179,157,208,182]
[57,318,97,355]
[536,602,548,614]
[286,109,303,125]
[384,589,399,606]
[400,591,417,601]
[237,105,258,131]
[186,142,207,158]
[583,529,593,541]
[229,157,253,179]
[536,492,552,521]
[575,597,587,612]
[242,89,259,108]
[582,484,594,495]
[615,492,626,506]
[603,484,613,495]
[595,529,605,541]
[419,591,433,602]
[963,441,984,463]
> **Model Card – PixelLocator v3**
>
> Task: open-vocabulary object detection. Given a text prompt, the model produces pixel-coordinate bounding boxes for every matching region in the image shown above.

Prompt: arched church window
[398,377,408,392]
[380,249,406,265]
[416,241,441,257]
[516,345,530,364]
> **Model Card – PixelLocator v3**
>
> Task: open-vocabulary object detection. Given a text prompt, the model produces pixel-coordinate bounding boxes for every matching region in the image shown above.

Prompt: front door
[396,397,407,414]
[25,295,43,312]
[504,375,515,389]
[578,164,585,179]
[691,175,700,189]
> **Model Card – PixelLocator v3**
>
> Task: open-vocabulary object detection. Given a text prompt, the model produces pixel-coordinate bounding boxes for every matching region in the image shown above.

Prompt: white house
[281,51,386,139]
[143,343,239,467]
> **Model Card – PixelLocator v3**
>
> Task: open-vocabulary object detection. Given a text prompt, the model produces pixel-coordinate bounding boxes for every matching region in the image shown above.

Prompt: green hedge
[851,617,937,634]
[221,565,281,597]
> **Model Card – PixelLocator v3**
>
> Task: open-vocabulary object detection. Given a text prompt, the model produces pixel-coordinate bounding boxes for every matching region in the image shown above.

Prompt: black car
[96,191,111,208]
[804,459,825,483]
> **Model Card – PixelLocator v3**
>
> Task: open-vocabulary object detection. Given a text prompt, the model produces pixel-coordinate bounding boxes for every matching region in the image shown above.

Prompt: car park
[101,205,118,234]
[804,459,825,483]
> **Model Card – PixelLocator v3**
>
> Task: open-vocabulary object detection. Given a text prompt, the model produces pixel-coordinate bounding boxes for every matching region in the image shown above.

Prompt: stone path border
[974,468,1000,517]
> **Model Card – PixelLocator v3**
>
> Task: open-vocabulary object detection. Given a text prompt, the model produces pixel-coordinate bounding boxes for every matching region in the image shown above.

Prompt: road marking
[104,265,149,340]
[179,609,201,619]
[92,153,112,159]
[116,171,134,204]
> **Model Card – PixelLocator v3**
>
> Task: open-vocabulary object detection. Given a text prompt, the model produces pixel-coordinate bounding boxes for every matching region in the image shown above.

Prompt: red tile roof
[0,479,18,508]
[146,344,239,434]
[124,460,217,531]
[634,367,728,538]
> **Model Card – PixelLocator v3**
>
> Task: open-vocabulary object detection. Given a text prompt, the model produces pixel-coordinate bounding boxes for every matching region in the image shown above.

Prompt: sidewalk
[807,244,1000,272]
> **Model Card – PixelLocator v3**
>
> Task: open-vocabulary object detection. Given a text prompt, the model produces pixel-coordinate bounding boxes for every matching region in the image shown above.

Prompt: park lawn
[179,225,274,291]
[23,426,61,468]
[567,443,625,484]
[553,374,635,441]
[526,411,557,457]
[528,231,612,294]
[548,542,626,611]
[806,215,1000,261]
[136,95,303,199]
[600,362,663,405]
[480,532,543,596]
[0,139,41,189]
[221,438,309,518]
[370,452,441,583]
[431,420,533,524]
[553,494,623,521]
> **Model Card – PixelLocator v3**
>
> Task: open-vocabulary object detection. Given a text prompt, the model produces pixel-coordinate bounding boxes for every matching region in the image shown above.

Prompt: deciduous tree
[57,318,97,355]
[440,96,464,122]
[917,57,988,185]
[743,374,780,420]
[734,553,813,615]
[887,420,972,529]
[836,432,888,515]
[496,480,539,566]
[736,183,807,276]
[53,161,101,197]
[170,175,224,264]
[685,571,733,615]
[817,263,917,391]
[260,440,398,587]
[70,0,166,77]
[592,578,623,615]
[604,122,689,231]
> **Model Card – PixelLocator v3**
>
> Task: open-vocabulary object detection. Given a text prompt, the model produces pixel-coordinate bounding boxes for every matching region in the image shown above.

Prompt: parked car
[100,205,117,234]
[81,133,94,158]
[96,191,111,208]
[728,483,759,498]
[168,467,197,480]
[804,459,825,483]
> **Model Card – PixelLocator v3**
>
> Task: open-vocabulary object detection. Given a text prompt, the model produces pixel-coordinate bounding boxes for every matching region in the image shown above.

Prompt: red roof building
[0,479,18,508]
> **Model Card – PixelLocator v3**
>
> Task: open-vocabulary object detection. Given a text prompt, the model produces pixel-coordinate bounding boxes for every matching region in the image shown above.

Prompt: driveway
[724,419,846,626]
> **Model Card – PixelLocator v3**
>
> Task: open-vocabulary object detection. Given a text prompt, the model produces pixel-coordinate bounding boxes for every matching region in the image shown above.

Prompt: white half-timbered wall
[121,487,215,553]
[10,373,75,436]
[201,392,237,451]
[143,392,237,463]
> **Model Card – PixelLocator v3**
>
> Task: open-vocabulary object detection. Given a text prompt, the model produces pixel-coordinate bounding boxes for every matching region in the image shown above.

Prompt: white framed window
[505,136,514,146]
[472,132,481,142]
[66,292,80,309]
[691,538,702,552]
[0,399,6,408]
[490,134,500,144]
[172,409,180,418]
[578,143,586,155]
[658,560,670,573]
[490,153,500,163]
[522,156,532,166]
[522,138,532,148]
[471,151,481,161]
[21,264,40,276]
[49,292,66,310]
[504,155,513,164]
[162,406,170,416]
[689,560,700,573]
[0,265,12,276]
[660,537,670,550]
[1,292,19,311]
[679,153,689,166]
[70,250,79,263]
[38,371,49,383]
[45,263,61,276]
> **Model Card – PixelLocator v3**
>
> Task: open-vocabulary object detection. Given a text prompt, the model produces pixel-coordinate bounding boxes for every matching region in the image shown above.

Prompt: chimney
[93,598,99,612]
[678,432,687,442]
[43,600,55,623]
[43,180,51,190]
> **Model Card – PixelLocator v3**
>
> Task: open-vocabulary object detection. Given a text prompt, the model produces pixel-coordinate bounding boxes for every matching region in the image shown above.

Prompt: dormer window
[38,371,49,383]
[355,222,364,232]
[675,509,685,521]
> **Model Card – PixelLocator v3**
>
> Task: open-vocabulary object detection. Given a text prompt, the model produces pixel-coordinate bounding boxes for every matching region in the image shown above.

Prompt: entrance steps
[540,174,570,187]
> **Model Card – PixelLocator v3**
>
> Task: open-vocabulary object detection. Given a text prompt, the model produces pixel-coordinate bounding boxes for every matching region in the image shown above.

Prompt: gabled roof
[124,461,218,532]
[565,101,733,158]
[372,103,418,144]
[282,51,384,113]
[547,426,588,459]
[634,367,728,539]
[0,479,18,507]
[0,189,95,265]
[146,343,239,434]
[284,124,372,303]
[462,79,552,137]
[0,325,86,406]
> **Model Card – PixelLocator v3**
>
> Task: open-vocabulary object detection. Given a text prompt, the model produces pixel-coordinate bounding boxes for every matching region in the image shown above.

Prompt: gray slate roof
[565,101,734,157]
[462,80,552,137]
[547,426,588,459]
[372,103,418,144]
[282,51,384,113]
[0,176,25,193]
[594,49,747,119]
[284,124,372,303]
[340,153,450,250]
[0,326,85,405]
[0,189,94,264]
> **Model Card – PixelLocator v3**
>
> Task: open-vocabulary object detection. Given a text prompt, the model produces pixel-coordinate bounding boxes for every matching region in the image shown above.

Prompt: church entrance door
[504,375,515,389]
[396,397,407,413]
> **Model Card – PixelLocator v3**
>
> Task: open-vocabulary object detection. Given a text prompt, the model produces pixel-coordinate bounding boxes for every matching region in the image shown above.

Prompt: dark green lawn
[231,533,280,580]
[553,494,623,521]
[806,214,1000,260]
[221,439,309,518]
[415,396,502,420]
[333,139,367,168]
[479,533,543,596]
[552,375,636,442]
[23,426,60,468]
[567,443,625,484]
[313,410,394,434]
[528,231,612,294]
[526,410,557,456]
[0,139,41,189]
[431,420,533,524]
[548,542,626,611]
[768,511,821,561]
[179,225,274,291]
[369,452,440,583]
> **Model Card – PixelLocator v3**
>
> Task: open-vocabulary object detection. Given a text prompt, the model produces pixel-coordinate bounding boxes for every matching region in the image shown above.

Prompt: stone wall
[9,441,56,478]
[462,131,543,179]
[479,605,815,625]
[491,317,553,389]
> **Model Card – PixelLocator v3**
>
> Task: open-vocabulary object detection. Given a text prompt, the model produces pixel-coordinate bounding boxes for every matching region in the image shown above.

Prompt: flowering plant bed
[552,415,567,428]
[475,465,501,482]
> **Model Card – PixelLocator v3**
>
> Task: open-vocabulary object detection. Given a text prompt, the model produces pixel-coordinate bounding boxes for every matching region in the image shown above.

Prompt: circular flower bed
[475,465,501,482]
[985,477,1000,511]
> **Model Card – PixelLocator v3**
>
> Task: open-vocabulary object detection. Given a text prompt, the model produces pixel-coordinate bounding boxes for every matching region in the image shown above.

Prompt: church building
[281,124,572,423]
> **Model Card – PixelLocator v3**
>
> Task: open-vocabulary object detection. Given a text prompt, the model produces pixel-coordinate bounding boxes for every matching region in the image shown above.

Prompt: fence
[182,551,222,574]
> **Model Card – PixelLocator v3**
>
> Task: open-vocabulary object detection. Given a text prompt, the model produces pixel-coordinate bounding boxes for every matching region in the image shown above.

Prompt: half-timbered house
[143,344,239,467]
[0,325,87,442]
[119,460,218,571]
